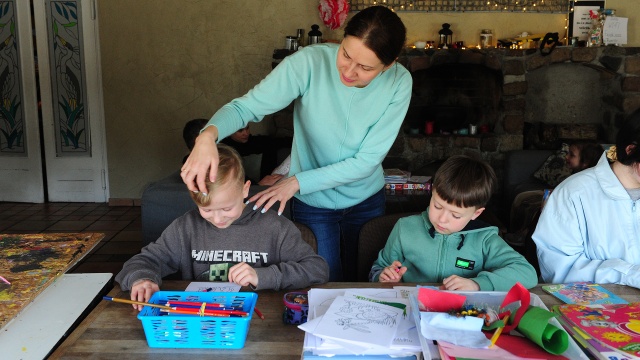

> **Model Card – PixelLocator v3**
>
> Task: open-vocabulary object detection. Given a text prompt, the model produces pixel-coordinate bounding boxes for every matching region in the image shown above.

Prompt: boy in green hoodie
[370,155,537,291]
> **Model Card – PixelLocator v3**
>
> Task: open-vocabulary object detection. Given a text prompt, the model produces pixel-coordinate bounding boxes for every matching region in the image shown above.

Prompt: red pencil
[162,308,247,317]
[165,307,247,316]
[166,301,229,308]
[254,307,265,320]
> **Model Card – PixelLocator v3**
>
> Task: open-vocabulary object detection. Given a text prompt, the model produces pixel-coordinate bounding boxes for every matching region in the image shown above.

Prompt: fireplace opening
[405,63,503,135]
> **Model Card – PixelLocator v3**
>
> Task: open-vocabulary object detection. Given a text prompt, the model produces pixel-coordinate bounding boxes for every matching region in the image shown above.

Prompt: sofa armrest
[141,171,196,247]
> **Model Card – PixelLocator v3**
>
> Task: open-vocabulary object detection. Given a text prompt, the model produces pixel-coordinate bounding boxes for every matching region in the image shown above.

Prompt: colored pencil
[166,300,229,307]
[103,296,173,310]
[166,300,241,310]
[489,314,510,347]
[254,307,265,320]
[161,306,247,316]
[161,308,247,317]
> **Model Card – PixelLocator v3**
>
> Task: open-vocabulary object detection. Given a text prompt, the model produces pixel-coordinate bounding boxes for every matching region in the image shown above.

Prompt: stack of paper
[383,169,410,184]
[299,287,422,359]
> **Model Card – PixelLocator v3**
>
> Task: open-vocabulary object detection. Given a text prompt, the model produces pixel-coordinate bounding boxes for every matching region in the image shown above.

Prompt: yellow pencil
[490,314,510,347]
[103,296,173,310]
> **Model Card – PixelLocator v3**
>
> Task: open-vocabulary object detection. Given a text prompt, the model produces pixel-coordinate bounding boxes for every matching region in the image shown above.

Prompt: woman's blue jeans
[291,188,385,282]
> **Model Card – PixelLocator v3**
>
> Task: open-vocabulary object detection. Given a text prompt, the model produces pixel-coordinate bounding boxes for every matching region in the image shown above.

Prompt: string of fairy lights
[349,0,570,13]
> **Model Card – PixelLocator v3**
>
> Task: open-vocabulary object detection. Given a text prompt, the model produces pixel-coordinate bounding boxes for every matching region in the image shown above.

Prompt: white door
[0,1,44,202]
[0,0,108,203]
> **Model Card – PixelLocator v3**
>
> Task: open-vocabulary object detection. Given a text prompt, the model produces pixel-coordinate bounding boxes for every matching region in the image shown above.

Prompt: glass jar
[480,29,493,49]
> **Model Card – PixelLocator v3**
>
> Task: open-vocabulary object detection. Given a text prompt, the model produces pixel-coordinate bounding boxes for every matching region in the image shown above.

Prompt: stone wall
[384,46,640,184]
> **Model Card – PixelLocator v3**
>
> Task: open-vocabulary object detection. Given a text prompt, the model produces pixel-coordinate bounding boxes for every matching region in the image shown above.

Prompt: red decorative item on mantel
[318,0,349,30]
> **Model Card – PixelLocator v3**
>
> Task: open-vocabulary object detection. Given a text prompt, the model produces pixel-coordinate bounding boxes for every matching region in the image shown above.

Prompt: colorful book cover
[542,282,628,305]
[554,307,628,360]
[556,303,640,359]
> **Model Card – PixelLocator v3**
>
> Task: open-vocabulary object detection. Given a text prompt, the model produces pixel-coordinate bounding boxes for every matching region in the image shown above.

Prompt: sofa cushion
[532,143,571,187]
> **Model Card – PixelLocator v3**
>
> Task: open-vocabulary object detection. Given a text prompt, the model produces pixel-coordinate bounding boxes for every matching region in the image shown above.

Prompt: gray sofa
[503,149,553,216]
[141,170,290,247]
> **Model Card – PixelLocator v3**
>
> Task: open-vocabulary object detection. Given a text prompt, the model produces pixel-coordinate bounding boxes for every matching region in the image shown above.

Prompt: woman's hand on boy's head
[249,176,300,216]
[130,279,160,311]
[379,261,407,282]
[228,262,258,288]
[181,126,219,194]
[440,275,480,291]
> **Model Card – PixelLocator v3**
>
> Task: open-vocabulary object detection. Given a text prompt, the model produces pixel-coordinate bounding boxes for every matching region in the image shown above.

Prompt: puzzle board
[0,233,104,329]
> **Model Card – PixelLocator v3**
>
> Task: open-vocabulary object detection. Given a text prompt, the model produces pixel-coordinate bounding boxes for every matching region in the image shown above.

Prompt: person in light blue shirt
[533,109,640,288]
[181,6,412,281]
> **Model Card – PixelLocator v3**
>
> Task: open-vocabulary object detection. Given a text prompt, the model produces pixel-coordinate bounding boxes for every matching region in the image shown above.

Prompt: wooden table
[48,282,640,359]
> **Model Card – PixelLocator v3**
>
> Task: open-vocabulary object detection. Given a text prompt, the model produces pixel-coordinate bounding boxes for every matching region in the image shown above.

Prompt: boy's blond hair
[432,155,496,208]
[189,144,245,207]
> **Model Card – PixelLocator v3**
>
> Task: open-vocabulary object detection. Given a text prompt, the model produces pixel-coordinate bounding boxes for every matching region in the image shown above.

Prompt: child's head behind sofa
[189,144,247,208]
[432,154,496,209]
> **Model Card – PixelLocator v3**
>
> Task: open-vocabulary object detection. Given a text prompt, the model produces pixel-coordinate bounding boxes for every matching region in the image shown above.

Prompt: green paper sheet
[517,306,569,355]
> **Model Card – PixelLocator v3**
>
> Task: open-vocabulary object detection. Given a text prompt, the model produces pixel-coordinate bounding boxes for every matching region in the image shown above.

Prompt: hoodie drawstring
[457,234,465,250]
[431,226,466,250]
[428,226,436,238]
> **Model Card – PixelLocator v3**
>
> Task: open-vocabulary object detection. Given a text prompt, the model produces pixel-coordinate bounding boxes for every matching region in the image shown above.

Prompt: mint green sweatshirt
[370,211,538,291]
[208,43,412,210]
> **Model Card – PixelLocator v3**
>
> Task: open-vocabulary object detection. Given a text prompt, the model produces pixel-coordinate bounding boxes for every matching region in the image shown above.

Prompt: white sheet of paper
[572,5,601,41]
[420,312,491,348]
[312,295,404,348]
[184,281,241,292]
[308,287,404,317]
[343,290,420,350]
[603,17,628,45]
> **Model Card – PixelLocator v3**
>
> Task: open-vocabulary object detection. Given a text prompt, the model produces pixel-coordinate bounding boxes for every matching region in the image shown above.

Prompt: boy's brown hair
[189,144,245,207]
[432,154,496,208]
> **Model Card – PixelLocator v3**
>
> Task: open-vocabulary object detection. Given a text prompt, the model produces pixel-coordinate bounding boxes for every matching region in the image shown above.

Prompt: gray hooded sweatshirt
[115,206,329,291]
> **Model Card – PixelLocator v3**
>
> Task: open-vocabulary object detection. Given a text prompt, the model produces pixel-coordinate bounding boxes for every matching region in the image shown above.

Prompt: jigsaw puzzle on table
[0,233,104,329]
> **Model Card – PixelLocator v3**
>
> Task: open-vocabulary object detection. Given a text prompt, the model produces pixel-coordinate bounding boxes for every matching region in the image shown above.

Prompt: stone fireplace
[384,46,640,184]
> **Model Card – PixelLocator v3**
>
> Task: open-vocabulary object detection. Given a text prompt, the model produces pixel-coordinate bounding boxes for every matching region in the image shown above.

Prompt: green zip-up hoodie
[370,210,538,291]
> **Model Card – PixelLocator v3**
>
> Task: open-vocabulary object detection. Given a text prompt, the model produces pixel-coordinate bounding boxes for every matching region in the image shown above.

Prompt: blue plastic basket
[137,291,257,349]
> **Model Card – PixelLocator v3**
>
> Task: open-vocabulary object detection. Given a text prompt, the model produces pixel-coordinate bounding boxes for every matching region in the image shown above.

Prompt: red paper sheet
[417,287,466,312]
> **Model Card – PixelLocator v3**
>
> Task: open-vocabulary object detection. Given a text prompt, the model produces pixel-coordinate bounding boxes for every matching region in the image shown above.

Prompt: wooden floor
[0,202,141,276]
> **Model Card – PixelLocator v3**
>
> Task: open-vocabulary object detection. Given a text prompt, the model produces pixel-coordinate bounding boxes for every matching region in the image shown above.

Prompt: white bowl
[414,41,426,49]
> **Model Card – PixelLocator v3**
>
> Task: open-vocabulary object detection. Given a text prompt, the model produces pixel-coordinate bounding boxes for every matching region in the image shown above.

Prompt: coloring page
[312,295,403,347]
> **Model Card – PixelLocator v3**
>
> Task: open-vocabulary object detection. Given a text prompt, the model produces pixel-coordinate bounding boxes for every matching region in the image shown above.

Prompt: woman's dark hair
[616,108,640,166]
[344,6,406,66]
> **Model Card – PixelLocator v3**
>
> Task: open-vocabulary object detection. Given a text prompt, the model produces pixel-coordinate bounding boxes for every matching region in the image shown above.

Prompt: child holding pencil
[115,144,329,310]
[370,155,538,291]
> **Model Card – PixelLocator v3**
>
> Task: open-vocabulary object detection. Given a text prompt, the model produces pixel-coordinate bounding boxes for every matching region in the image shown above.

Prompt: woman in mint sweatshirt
[181,7,412,281]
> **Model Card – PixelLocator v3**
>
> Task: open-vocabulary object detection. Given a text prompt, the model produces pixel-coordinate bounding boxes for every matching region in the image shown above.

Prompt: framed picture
[569,1,605,42]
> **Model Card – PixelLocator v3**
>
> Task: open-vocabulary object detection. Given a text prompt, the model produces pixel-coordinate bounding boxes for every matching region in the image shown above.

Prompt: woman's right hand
[181,126,219,194]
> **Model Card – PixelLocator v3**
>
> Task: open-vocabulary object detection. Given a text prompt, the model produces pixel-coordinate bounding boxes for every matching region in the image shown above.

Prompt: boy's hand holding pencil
[379,261,407,282]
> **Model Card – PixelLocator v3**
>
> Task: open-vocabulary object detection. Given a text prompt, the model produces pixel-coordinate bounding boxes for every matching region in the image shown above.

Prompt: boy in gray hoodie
[115,144,329,309]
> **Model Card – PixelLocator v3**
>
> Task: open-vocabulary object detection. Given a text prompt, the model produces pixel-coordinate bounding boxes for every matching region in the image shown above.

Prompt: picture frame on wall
[569,1,605,42]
